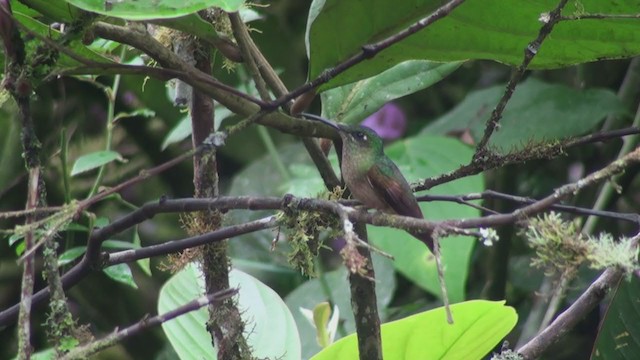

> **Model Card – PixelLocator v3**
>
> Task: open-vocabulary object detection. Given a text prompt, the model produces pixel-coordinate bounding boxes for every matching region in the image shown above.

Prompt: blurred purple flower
[360,102,407,141]
[122,90,140,108]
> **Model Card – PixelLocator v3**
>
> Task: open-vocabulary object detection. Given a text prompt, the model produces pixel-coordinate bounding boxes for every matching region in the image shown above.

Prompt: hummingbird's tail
[410,230,435,253]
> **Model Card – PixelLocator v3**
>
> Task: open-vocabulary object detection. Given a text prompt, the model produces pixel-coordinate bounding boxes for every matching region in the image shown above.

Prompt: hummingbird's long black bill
[301,113,341,130]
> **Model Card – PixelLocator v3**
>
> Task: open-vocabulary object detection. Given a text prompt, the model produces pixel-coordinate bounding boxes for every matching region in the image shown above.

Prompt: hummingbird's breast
[341,158,394,213]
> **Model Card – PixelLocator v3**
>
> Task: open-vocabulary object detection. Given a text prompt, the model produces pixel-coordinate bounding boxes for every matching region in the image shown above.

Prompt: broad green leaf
[592,276,640,360]
[232,258,302,294]
[424,78,627,153]
[312,300,517,360]
[321,60,461,124]
[279,163,328,196]
[65,0,244,20]
[307,0,640,91]
[71,150,124,176]
[159,264,301,360]
[369,135,482,301]
[58,246,86,266]
[103,263,138,289]
[285,255,396,359]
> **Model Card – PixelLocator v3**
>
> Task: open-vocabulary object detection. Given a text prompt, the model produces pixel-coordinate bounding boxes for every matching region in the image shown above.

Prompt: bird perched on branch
[304,113,434,252]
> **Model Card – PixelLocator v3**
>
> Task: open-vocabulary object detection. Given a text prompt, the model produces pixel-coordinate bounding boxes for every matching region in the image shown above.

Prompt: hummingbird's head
[301,113,384,155]
[337,124,384,155]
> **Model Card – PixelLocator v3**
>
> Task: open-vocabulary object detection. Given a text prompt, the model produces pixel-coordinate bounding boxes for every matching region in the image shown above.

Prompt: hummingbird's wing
[366,161,423,219]
[366,161,434,252]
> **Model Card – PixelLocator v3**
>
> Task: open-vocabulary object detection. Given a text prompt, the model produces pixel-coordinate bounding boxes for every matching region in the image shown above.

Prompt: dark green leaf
[424,78,627,153]
[71,150,124,176]
[307,0,640,91]
[58,247,86,266]
[592,276,640,359]
[103,263,138,289]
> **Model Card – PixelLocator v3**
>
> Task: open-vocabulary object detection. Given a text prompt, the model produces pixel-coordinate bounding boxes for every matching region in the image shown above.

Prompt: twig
[517,266,628,359]
[583,102,640,233]
[448,145,640,230]
[433,237,453,324]
[0,215,277,327]
[1,1,43,355]
[416,125,640,192]
[60,288,238,360]
[89,21,335,140]
[107,216,277,265]
[473,0,571,157]
[417,190,640,224]
[228,12,342,190]
[560,13,640,21]
[0,206,63,219]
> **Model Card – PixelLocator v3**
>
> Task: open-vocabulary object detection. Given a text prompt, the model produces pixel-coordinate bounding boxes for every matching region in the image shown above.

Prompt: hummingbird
[303,114,434,252]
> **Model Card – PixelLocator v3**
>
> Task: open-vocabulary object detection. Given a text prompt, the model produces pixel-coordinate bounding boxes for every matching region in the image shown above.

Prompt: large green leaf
[370,135,482,302]
[592,276,640,360]
[321,60,461,124]
[65,0,244,20]
[311,300,517,360]
[159,264,301,360]
[424,78,627,153]
[285,254,396,359]
[307,0,640,91]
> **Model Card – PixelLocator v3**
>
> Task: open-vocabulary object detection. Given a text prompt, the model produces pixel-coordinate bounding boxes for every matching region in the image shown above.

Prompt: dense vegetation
[1,0,640,359]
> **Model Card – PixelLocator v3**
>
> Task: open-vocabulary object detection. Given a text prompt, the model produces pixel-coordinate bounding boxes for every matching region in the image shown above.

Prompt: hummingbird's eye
[354,131,367,141]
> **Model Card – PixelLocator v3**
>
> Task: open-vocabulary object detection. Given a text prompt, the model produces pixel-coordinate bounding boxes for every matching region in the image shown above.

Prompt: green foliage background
[1,0,640,359]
